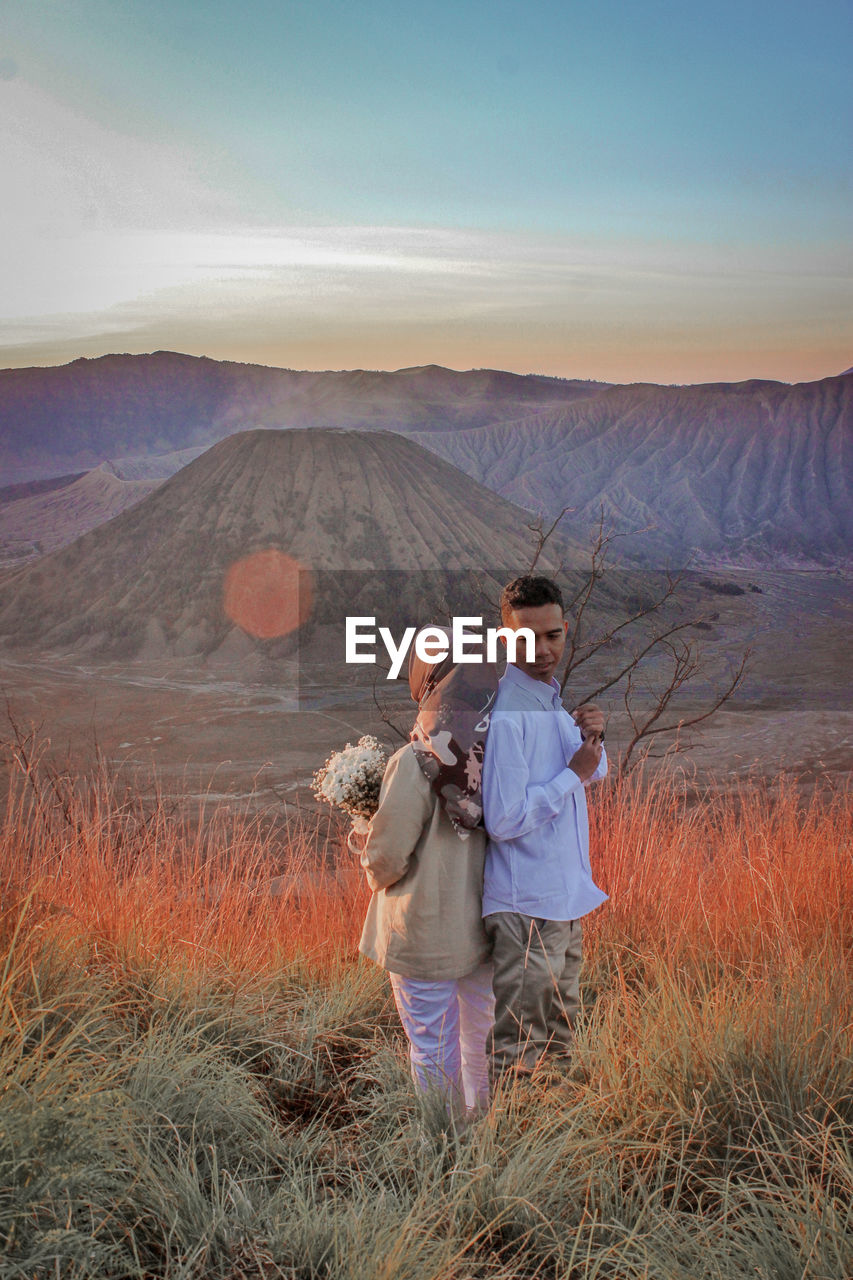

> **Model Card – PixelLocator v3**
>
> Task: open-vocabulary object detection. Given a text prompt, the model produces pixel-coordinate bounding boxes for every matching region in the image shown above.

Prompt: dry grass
[1,732,851,1279]
[1,727,370,980]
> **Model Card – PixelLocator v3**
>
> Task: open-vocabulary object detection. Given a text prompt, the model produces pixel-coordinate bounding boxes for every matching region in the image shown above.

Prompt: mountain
[0,351,605,485]
[0,428,579,660]
[0,463,157,565]
[405,374,853,566]
[2,352,849,569]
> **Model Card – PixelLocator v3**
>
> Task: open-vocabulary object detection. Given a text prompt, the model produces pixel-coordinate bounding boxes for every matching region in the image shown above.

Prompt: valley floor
[1,570,849,807]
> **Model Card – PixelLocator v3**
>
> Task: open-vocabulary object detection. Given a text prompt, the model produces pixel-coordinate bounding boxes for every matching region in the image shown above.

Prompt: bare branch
[526,506,573,573]
[518,510,751,774]
[572,617,700,705]
[560,509,609,678]
[369,666,409,742]
[631,647,752,740]
[618,646,751,774]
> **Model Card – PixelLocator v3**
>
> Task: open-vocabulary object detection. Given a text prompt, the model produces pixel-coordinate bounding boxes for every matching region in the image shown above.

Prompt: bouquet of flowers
[312,734,388,834]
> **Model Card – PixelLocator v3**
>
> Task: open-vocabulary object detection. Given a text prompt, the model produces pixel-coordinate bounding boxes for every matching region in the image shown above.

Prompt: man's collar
[503,662,562,708]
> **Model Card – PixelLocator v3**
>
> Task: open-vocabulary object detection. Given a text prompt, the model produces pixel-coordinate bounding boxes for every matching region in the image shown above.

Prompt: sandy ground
[1,570,849,810]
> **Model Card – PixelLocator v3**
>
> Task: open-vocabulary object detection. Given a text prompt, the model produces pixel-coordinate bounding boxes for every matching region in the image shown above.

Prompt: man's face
[503,602,568,683]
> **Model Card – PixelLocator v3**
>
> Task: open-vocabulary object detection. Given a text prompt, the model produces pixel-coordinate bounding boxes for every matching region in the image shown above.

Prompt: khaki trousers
[484,912,582,1074]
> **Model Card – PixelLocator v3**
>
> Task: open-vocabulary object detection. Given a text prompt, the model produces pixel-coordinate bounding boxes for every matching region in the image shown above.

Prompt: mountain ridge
[1,351,849,568]
[0,350,606,484]
[0,465,158,563]
[403,375,853,566]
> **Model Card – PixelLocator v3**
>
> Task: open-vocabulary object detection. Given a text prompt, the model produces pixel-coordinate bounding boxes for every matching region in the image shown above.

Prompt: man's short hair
[500,575,564,623]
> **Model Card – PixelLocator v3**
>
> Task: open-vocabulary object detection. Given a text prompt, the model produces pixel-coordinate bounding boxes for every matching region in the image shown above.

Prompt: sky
[1,0,851,384]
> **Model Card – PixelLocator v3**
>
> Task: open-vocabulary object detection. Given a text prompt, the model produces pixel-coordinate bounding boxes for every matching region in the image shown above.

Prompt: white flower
[312,735,388,822]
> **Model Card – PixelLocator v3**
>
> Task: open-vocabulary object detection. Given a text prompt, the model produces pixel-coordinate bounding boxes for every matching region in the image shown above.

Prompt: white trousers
[388,962,495,1114]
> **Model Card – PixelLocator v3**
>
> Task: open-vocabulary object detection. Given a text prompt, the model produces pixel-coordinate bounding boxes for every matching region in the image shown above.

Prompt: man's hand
[569,702,605,781]
[568,736,603,782]
[572,702,605,741]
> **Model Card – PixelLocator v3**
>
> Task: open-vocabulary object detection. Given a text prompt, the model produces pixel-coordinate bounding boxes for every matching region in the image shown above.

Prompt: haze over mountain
[1,352,850,569]
[0,428,574,661]
[0,351,604,484]
[407,374,853,566]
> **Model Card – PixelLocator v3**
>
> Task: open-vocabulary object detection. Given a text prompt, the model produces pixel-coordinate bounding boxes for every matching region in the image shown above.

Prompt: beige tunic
[358,743,491,980]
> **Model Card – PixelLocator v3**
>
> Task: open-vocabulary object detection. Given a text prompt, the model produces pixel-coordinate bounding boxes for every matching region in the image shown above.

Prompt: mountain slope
[3,352,849,568]
[0,428,576,658]
[408,375,853,565]
[0,464,157,564]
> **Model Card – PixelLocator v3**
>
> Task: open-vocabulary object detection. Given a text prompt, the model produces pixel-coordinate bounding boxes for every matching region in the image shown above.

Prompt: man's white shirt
[482,663,608,921]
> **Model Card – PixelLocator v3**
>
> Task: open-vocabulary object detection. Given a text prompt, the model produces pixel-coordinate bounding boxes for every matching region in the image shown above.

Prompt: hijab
[407,626,499,837]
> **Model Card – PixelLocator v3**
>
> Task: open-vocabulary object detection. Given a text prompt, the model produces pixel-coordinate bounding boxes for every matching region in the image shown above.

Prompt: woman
[358,630,498,1120]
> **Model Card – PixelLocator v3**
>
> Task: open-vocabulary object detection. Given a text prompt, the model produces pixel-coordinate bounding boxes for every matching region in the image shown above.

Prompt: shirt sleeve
[483,713,582,841]
[586,746,608,785]
[359,746,434,891]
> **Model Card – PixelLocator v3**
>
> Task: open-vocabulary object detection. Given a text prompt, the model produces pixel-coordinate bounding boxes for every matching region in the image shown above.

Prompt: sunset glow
[1,0,851,383]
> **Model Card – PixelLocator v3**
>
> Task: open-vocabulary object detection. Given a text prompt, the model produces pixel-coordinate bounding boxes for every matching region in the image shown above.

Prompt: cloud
[4,218,848,327]
[0,76,240,317]
[1,77,849,382]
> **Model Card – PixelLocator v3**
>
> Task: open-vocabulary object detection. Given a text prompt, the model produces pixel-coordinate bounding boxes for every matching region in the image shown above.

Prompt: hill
[0,463,157,565]
[0,428,577,661]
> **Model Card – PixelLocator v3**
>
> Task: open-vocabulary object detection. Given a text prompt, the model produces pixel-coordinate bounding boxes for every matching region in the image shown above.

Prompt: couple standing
[358,574,607,1120]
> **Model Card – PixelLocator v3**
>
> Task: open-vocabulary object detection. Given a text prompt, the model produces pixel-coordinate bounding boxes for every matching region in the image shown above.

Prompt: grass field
[1,734,851,1279]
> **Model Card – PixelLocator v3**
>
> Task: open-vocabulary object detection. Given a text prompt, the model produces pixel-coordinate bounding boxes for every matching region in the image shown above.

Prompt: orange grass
[1,738,851,1278]
[0,736,371,990]
[587,770,852,978]
[1,734,850,997]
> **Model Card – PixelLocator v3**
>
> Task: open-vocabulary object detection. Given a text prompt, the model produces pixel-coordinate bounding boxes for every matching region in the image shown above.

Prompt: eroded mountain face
[2,354,849,569]
[406,376,853,567]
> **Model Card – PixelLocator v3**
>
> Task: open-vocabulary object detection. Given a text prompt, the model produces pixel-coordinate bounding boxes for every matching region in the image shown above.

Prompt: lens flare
[223,550,313,639]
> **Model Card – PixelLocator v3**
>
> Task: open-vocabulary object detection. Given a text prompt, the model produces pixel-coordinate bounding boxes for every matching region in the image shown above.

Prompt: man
[482,574,607,1079]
